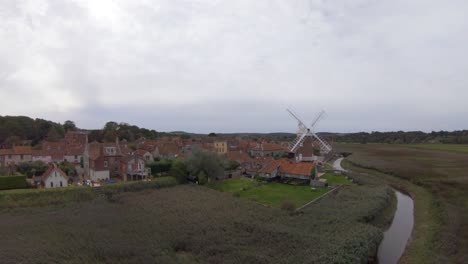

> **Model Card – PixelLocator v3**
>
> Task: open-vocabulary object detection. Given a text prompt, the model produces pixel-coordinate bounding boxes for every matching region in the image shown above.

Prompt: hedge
[0,177,177,209]
[0,175,27,190]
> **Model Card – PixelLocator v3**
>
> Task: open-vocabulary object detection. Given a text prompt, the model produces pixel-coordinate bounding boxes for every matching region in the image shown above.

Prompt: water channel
[377,191,414,264]
[332,158,414,264]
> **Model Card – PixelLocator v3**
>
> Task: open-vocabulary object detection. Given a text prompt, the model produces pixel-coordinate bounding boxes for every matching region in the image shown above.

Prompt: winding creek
[377,191,414,264]
[332,158,414,264]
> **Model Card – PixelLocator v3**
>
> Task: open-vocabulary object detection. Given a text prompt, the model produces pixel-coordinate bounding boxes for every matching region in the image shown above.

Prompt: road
[332,157,346,171]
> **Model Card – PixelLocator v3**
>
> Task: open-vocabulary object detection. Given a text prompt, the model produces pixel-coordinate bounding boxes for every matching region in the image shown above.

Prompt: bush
[0,175,27,190]
[280,200,296,212]
[198,171,207,185]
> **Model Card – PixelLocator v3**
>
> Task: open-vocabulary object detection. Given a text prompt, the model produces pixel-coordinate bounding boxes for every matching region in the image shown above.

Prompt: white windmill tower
[286,108,332,158]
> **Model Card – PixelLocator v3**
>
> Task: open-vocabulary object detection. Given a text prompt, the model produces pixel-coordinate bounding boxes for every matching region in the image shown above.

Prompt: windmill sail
[286,108,332,154]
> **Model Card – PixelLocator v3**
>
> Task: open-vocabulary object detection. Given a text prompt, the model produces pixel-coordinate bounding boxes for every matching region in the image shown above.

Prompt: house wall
[32,155,53,163]
[44,169,68,188]
[64,155,82,164]
[214,141,228,154]
[90,169,110,181]
[143,153,153,163]
[4,154,32,165]
[280,172,309,180]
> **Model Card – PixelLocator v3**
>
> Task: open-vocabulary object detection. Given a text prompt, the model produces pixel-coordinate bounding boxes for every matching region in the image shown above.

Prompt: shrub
[198,171,207,185]
[280,200,296,212]
[0,175,27,190]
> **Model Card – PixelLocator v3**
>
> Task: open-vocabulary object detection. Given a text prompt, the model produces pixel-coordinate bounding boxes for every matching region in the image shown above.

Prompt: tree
[16,161,47,178]
[208,132,217,137]
[186,149,224,183]
[170,159,188,183]
[147,159,173,176]
[63,120,77,132]
[59,161,76,176]
[225,160,240,171]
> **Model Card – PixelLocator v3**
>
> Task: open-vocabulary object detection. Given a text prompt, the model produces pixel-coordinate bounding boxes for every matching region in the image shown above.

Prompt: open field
[407,143,468,154]
[336,143,468,264]
[0,182,394,264]
[209,178,329,208]
[321,173,352,186]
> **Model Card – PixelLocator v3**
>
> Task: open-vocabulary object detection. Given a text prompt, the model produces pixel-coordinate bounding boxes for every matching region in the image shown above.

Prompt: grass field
[407,143,468,154]
[336,143,468,264]
[210,178,329,208]
[0,183,393,264]
[321,173,352,186]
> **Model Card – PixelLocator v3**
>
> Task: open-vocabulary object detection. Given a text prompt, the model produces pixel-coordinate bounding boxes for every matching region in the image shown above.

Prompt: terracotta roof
[278,159,314,177]
[258,159,281,174]
[65,144,85,155]
[226,151,252,164]
[14,146,32,154]
[88,142,102,160]
[260,143,283,151]
[0,149,11,155]
[42,141,66,160]
[135,149,150,156]
[158,143,180,156]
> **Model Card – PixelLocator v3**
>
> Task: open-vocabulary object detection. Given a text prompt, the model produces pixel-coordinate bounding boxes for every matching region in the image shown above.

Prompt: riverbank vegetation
[336,143,468,263]
[0,176,395,263]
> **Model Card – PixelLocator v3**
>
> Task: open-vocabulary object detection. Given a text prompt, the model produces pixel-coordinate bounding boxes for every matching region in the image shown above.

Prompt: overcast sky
[1,0,467,133]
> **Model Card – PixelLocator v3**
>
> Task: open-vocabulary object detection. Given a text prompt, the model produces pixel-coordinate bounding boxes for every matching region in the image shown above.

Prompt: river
[332,158,414,264]
[377,191,414,264]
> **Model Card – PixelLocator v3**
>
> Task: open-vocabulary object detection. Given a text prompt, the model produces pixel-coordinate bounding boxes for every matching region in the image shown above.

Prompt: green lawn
[209,177,257,192]
[240,183,329,208]
[321,173,352,186]
[211,178,330,208]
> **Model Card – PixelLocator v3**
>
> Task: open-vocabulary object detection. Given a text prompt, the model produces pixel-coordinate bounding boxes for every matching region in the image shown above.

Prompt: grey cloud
[1,0,467,133]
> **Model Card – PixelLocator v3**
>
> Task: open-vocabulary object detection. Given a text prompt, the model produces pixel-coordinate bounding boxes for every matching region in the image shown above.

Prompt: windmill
[286,108,332,155]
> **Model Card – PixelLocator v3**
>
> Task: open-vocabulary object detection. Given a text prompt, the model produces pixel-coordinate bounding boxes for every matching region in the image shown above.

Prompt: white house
[42,164,69,189]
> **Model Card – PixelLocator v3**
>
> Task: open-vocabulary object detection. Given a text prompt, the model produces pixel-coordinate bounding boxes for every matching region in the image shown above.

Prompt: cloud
[1,0,467,132]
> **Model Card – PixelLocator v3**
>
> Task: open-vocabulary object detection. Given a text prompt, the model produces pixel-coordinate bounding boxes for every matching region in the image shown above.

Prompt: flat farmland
[336,143,468,264]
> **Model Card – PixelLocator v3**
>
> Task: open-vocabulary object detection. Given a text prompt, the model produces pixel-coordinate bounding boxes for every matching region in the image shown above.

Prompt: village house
[41,164,69,189]
[42,141,66,162]
[214,141,228,154]
[277,159,315,180]
[31,149,53,163]
[249,142,285,158]
[120,154,150,181]
[135,149,154,163]
[0,146,33,166]
[157,142,180,159]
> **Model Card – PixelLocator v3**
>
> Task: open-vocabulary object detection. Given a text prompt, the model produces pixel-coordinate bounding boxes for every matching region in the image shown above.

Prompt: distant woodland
[0,115,467,146]
[329,130,468,144]
[0,116,160,147]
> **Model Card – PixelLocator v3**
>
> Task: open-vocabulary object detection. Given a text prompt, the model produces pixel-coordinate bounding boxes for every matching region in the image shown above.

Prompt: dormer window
[105,147,116,155]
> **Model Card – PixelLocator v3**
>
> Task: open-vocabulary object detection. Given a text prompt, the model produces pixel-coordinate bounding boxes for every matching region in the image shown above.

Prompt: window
[50,182,53,187]
[60,181,63,187]
[104,161,108,168]
[8,155,11,159]
[20,155,24,160]
[145,155,150,161]
[74,155,78,159]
